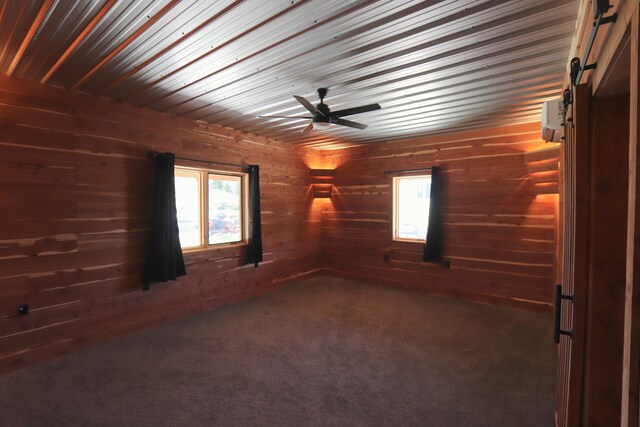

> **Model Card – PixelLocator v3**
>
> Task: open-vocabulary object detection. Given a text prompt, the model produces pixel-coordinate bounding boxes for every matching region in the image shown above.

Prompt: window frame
[392,174,432,243]
[175,165,249,252]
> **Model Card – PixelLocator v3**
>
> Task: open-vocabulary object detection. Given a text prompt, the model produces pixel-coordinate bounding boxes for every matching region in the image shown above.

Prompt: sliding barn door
[555,84,590,427]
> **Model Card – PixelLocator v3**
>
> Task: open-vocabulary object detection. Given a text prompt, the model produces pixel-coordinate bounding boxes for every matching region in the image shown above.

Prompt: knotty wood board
[317,122,557,311]
[0,73,322,373]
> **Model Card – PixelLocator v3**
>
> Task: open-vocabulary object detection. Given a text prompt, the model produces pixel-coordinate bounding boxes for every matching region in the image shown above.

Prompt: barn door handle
[554,284,574,344]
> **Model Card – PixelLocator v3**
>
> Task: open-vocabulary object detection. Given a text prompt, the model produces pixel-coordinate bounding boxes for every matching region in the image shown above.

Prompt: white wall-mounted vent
[541,99,564,142]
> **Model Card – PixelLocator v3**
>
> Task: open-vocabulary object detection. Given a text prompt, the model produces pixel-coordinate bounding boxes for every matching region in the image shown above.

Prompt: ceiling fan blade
[258,115,313,119]
[335,118,368,130]
[302,122,314,133]
[332,103,381,117]
[294,95,325,117]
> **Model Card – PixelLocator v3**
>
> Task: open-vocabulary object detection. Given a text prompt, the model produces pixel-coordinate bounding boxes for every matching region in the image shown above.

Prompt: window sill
[182,241,248,254]
[392,238,426,244]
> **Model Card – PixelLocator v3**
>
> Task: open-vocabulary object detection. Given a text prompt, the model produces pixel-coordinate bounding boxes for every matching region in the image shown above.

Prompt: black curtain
[423,166,442,263]
[246,165,263,266]
[142,153,186,290]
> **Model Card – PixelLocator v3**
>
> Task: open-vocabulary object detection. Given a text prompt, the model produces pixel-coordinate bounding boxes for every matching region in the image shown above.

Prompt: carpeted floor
[0,276,556,426]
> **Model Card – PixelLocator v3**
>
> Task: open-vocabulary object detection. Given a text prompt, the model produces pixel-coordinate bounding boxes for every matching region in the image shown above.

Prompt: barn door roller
[570,1,617,86]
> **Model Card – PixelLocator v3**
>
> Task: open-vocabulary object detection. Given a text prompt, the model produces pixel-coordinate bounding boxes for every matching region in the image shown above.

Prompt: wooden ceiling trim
[40,0,118,84]
[97,0,246,96]
[69,0,180,91]
[120,0,312,104]
[6,0,55,76]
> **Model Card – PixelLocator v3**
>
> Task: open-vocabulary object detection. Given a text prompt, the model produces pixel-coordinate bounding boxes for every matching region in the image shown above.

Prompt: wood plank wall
[0,74,323,374]
[318,122,558,311]
[582,94,630,427]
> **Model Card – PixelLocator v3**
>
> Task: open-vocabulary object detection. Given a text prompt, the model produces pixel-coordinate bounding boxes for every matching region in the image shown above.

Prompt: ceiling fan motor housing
[259,87,379,131]
[314,103,332,123]
[314,88,331,123]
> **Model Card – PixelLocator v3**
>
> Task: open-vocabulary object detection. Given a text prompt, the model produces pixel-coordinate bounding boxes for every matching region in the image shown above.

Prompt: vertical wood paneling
[582,94,630,427]
[623,7,640,425]
[0,73,322,374]
[319,123,558,311]
[555,83,591,427]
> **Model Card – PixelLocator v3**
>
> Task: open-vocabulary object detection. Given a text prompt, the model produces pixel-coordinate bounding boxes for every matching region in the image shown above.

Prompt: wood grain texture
[525,146,560,196]
[564,0,633,93]
[555,84,592,427]
[623,7,640,426]
[0,73,322,374]
[317,122,557,312]
[581,94,630,427]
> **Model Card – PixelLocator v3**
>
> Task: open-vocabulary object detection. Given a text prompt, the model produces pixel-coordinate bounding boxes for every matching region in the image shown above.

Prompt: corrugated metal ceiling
[0,0,579,149]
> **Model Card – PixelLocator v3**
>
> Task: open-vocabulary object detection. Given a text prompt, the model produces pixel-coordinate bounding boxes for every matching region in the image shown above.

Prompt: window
[175,166,247,249]
[392,175,432,241]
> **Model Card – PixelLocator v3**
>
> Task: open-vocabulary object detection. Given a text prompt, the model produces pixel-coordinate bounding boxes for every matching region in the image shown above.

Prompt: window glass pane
[175,173,201,248]
[396,176,431,241]
[209,174,242,245]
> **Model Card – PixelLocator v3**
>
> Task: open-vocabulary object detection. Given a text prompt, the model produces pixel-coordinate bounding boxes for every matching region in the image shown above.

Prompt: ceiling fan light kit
[312,121,331,130]
[259,88,381,133]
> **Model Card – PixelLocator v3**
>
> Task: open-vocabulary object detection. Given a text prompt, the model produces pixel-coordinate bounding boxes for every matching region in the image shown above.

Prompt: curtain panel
[423,166,442,263]
[246,165,263,266]
[142,153,186,290]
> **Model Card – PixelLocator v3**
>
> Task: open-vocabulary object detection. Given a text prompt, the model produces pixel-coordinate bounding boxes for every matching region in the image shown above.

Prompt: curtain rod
[175,156,246,169]
[150,152,246,169]
[383,167,435,175]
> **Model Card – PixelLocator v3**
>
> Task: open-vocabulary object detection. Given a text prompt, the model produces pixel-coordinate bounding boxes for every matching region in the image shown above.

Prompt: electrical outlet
[384,254,390,262]
[444,260,451,269]
[18,304,29,315]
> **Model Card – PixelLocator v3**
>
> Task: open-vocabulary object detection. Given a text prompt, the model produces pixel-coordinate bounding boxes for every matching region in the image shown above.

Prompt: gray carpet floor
[0,276,556,426]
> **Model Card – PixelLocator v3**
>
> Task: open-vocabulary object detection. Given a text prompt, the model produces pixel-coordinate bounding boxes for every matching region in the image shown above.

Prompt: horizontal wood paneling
[0,73,322,374]
[525,145,560,195]
[0,71,559,373]
[319,122,557,311]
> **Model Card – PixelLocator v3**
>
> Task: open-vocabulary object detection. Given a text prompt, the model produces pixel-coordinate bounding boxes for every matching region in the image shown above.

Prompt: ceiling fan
[259,88,381,133]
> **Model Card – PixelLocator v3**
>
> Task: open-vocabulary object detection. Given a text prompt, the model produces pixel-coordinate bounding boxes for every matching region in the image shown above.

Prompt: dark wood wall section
[582,94,630,427]
[0,74,323,373]
[318,123,558,311]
